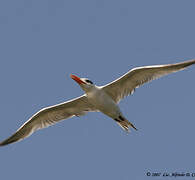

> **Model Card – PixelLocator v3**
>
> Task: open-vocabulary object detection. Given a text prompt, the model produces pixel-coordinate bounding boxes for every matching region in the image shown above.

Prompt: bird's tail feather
[116,118,137,132]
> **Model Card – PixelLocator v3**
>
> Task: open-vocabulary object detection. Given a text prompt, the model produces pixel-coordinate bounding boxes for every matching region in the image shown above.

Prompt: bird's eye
[85,80,93,84]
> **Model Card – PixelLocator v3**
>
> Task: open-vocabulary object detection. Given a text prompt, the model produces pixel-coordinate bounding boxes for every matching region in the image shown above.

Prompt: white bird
[0,59,195,146]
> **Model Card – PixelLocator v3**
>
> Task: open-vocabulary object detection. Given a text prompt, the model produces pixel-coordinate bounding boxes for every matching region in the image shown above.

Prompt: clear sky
[0,0,195,179]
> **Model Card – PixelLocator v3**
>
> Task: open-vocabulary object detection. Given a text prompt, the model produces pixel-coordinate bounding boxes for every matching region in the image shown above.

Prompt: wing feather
[0,95,95,146]
[102,59,195,103]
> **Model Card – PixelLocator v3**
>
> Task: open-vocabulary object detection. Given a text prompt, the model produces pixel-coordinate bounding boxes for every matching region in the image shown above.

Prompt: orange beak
[70,74,86,85]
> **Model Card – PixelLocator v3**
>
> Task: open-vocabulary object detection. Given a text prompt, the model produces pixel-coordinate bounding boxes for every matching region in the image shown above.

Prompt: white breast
[86,87,121,118]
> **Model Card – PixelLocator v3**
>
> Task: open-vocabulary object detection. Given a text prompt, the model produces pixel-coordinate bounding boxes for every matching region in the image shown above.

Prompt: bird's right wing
[102,59,195,103]
[0,95,96,146]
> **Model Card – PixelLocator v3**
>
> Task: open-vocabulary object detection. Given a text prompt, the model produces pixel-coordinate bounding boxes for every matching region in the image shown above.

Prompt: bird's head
[70,74,95,92]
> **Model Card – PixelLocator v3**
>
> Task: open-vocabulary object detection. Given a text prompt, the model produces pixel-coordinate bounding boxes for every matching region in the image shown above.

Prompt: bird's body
[87,86,121,118]
[0,59,195,146]
[84,86,132,130]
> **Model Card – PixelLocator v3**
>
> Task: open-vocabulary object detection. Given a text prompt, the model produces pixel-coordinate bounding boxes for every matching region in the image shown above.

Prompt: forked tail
[115,116,137,132]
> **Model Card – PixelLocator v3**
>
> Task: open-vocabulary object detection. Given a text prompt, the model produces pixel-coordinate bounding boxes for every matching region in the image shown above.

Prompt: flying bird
[0,59,195,146]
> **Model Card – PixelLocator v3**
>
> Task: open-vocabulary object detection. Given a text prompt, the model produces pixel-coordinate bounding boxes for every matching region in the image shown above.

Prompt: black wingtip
[0,142,8,147]
[0,140,13,147]
[0,134,21,147]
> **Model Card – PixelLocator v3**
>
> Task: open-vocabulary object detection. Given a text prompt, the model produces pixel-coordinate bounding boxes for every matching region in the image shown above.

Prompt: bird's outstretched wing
[102,59,195,103]
[0,95,96,146]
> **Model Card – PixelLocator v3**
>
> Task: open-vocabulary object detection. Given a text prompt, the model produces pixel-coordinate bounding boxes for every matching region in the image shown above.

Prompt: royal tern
[0,59,195,146]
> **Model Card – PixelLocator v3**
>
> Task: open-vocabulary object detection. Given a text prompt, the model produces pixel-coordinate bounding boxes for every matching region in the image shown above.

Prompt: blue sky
[0,0,195,179]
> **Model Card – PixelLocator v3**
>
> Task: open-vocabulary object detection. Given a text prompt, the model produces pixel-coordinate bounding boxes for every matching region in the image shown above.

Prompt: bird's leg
[119,115,125,121]
[114,115,125,122]
[114,118,121,122]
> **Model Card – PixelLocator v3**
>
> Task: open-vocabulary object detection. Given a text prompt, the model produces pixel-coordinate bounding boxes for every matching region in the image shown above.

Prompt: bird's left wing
[102,59,195,103]
[0,95,96,146]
